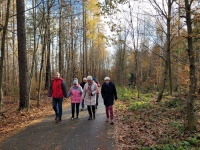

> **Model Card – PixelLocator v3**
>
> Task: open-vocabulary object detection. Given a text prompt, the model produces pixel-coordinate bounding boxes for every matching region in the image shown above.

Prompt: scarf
[73,85,78,89]
[88,82,93,94]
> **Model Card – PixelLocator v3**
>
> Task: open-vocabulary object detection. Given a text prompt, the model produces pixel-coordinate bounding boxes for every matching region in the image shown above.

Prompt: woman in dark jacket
[101,77,118,125]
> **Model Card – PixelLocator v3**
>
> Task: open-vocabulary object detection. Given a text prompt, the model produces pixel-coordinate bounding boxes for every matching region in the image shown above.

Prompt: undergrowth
[114,86,200,149]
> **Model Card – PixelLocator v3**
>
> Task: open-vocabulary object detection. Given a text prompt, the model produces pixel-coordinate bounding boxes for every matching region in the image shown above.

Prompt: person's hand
[48,97,51,101]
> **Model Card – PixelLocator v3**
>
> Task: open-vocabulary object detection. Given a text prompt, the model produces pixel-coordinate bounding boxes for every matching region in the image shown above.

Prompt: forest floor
[0,91,71,143]
[114,87,200,149]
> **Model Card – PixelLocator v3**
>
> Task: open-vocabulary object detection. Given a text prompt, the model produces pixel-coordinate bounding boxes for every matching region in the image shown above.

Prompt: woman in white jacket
[81,76,98,120]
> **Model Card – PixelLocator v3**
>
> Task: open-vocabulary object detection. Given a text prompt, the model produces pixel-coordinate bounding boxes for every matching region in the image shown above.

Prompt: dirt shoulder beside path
[0,94,71,143]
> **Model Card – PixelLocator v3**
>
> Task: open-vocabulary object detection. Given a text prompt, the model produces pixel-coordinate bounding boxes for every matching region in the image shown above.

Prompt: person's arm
[113,84,118,100]
[81,84,86,99]
[101,85,104,99]
[67,87,72,98]
[91,84,98,95]
[80,86,83,95]
[61,80,67,97]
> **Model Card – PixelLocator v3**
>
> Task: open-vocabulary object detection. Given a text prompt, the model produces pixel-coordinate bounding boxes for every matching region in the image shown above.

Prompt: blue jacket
[101,81,118,106]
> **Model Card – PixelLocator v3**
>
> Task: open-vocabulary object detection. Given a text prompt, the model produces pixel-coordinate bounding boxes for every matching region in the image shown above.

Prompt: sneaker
[71,117,74,120]
[81,108,84,111]
[88,116,92,120]
[56,119,61,123]
[106,118,109,122]
[110,120,114,125]
[77,116,79,119]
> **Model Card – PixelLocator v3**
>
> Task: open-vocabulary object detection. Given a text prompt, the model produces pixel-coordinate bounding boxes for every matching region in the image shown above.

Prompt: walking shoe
[55,115,58,120]
[106,118,109,122]
[88,116,92,120]
[56,119,61,123]
[77,116,79,119]
[71,117,74,120]
[110,120,114,125]
[81,108,84,111]
[93,115,95,119]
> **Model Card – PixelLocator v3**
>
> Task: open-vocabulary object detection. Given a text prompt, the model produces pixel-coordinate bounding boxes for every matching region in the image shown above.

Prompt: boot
[88,116,92,120]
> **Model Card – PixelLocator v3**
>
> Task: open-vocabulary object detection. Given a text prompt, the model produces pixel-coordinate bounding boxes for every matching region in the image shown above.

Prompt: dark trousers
[53,97,63,119]
[96,94,99,107]
[71,103,80,117]
[87,105,95,117]
[81,100,84,108]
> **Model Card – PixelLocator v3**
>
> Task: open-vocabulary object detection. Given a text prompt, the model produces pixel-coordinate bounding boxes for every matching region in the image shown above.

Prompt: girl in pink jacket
[67,79,83,119]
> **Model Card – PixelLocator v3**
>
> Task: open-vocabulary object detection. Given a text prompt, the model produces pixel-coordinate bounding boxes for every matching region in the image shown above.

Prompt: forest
[1,0,200,149]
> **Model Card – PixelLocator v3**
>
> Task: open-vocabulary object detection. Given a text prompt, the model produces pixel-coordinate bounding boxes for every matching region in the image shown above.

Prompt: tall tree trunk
[70,0,74,79]
[17,0,29,109]
[85,9,88,75]
[45,0,51,90]
[27,0,37,111]
[35,59,37,82]
[169,53,172,95]
[59,0,62,76]
[38,32,46,107]
[12,0,15,87]
[4,43,7,95]
[185,0,196,131]
[7,40,9,90]
[82,2,85,79]
[0,0,10,110]
[157,0,171,102]
[52,35,54,78]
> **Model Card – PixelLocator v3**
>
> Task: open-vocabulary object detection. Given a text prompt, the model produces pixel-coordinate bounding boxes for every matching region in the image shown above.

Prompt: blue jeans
[53,97,63,119]
[81,100,84,108]
[57,104,59,114]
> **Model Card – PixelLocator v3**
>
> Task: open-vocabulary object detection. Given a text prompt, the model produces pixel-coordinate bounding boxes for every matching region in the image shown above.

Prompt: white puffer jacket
[81,81,98,106]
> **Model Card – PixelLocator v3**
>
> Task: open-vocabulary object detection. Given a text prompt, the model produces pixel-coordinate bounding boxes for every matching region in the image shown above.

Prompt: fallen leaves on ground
[114,95,200,149]
[0,92,70,142]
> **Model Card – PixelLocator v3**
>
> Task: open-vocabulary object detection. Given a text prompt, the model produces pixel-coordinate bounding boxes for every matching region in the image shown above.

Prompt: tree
[0,0,11,110]
[16,0,29,109]
[184,0,196,131]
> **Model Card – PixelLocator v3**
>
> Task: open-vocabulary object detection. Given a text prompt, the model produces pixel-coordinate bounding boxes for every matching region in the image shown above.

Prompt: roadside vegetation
[114,86,200,149]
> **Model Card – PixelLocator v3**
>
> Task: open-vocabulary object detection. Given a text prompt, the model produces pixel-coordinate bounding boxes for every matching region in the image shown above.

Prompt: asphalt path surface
[0,97,115,150]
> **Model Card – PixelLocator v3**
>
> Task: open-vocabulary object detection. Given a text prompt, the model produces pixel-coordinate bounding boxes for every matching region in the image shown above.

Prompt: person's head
[83,78,87,83]
[93,78,97,82]
[73,78,78,86]
[87,76,93,84]
[55,72,60,79]
[104,77,110,84]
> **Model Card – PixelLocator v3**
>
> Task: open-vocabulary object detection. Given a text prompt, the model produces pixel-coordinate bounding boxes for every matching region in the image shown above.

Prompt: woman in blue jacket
[101,77,118,125]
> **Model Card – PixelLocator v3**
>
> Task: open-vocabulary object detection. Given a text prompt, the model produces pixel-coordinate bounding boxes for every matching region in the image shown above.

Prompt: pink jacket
[67,85,83,103]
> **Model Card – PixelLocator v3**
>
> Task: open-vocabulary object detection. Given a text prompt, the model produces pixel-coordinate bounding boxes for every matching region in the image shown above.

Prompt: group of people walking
[48,72,118,125]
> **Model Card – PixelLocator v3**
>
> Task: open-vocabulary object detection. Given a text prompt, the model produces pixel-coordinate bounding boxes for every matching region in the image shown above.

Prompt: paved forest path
[0,97,115,150]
